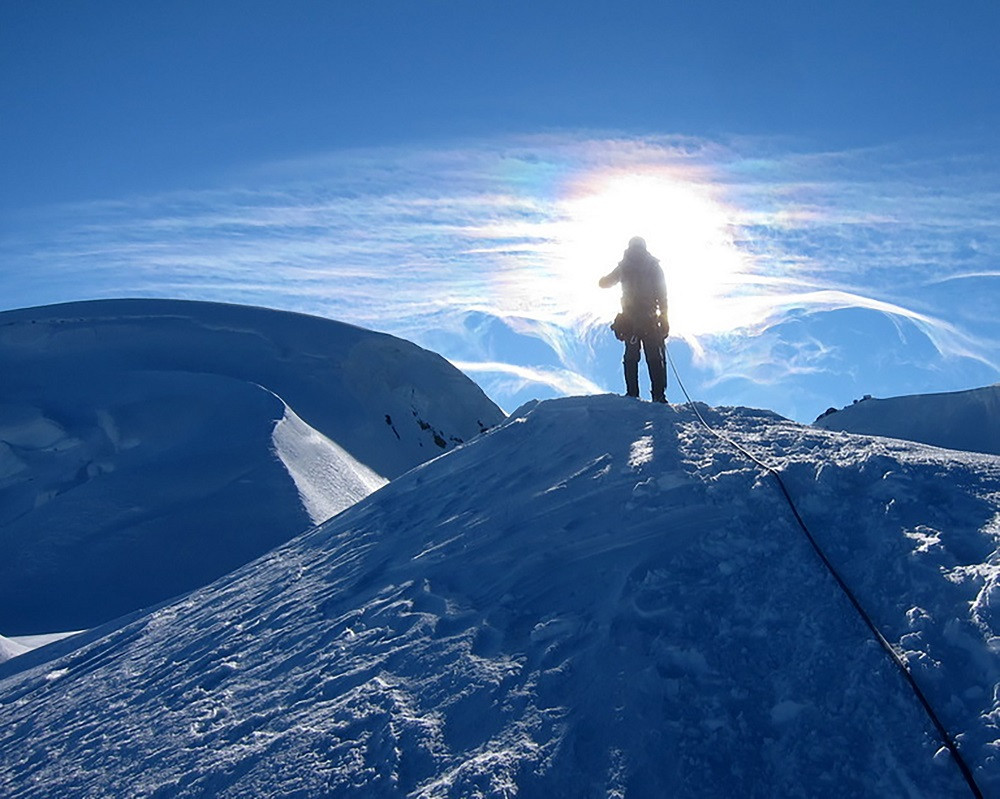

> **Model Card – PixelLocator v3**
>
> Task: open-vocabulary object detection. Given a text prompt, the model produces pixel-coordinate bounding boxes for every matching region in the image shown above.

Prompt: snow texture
[815,384,1000,456]
[0,635,29,663]
[0,299,503,634]
[2,394,999,797]
[271,401,387,526]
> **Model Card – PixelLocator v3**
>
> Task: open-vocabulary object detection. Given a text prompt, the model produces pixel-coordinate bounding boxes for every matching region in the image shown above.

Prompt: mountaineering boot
[647,339,667,404]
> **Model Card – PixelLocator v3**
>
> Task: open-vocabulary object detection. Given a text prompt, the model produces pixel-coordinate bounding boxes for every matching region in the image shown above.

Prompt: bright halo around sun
[551,168,751,340]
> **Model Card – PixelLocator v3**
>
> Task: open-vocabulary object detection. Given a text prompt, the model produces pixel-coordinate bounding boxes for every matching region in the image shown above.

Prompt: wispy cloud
[3,132,998,418]
[924,271,1000,286]
[451,361,605,409]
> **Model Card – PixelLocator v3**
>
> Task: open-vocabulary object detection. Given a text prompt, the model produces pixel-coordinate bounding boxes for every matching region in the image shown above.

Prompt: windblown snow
[271,401,387,526]
[0,635,29,662]
[2,395,999,797]
[815,384,1000,456]
[0,299,503,636]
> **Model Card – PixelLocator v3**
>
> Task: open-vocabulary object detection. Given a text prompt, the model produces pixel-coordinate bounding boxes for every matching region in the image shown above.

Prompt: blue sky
[2,1,999,420]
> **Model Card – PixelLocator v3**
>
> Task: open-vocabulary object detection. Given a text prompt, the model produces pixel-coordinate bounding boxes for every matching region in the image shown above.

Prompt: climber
[599,236,669,402]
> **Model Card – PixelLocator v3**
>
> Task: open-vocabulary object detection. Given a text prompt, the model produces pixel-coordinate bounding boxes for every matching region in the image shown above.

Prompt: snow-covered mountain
[2,395,998,797]
[0,299,504,636]
[814,384,1000,456]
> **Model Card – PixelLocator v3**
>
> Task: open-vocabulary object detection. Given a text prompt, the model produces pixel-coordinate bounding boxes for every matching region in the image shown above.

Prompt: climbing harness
[665,347,983,799]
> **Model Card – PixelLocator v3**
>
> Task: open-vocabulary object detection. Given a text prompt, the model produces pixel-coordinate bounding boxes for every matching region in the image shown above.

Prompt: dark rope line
[665,347,983,799]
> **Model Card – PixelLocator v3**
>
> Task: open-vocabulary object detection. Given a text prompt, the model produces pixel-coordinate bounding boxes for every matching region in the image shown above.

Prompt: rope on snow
[665,347,983,799]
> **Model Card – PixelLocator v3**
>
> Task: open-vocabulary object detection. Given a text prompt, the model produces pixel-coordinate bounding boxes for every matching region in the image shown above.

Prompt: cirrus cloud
[2,132,998,419]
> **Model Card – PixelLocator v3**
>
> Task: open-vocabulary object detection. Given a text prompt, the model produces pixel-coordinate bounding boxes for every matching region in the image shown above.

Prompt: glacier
[0,299,503,634]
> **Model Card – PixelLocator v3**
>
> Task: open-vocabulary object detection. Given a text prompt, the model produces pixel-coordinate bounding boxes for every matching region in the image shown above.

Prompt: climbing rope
[665,347,983,799]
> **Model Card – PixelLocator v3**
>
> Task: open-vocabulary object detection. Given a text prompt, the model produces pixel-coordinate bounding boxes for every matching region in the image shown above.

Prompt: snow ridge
[271,400,388,524]
[815,384,1000,456]
[0,299,503,635]
[2,395,998,797]
[0,635,29,664]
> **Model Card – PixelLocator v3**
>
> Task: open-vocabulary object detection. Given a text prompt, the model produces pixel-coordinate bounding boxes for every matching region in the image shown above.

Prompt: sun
[549,168,751,340]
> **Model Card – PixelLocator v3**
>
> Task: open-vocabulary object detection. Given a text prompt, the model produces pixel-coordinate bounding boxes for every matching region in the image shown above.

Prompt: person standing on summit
[599,236,669,403]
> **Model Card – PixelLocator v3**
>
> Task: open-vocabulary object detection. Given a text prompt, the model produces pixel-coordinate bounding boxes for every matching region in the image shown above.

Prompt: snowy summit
[815,384,1000,457]
[0,299,503,636]
[1,390,999,797]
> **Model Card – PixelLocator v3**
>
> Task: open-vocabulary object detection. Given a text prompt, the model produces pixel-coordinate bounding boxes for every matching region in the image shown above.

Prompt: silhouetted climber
[599,236,669,402]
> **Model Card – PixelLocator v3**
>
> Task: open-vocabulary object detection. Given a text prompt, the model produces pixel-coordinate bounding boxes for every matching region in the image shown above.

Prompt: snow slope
[0,635,29,663]
[0,632,79,665]
[0,299,503,634]
[815,384,1000,456]
[1,395,998,797]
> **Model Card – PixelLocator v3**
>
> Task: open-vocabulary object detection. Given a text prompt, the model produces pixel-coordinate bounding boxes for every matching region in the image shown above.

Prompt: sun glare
[551,170,751,341]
